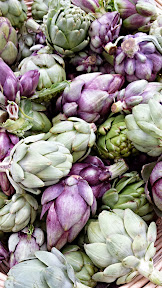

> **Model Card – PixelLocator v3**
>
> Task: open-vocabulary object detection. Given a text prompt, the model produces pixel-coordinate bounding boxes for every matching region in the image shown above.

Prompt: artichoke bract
[18,53,66,90]
[5,248,91,288]
[41,175,93,250]
[102,171,154,221]
[125,98,162,157]
[19,70,40,97]
[114,0,157,31]
[150,15,162,48]
[0,192,38,232]
[111,79,162,113]
[9,225,46,268]
[56,72,125,123]
[84,209,162,285]
[44,5,91,56]
[71,0,99,13]
[142,156,162,217]
[89,12,122,54]
[0,0,27,28]
[110,33,162,82]
[47,116,96,163]
[0,17,18,65]
[96,114,137,160]
[32,0,49,21]
[0,133,73,194]
[62,245,98,287]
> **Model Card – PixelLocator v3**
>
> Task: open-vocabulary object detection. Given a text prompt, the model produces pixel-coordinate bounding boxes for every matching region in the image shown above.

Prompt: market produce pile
[0,0,161,287]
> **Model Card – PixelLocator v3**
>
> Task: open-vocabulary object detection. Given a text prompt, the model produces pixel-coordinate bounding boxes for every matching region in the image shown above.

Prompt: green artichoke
[96,114,137,160]
[102,171,154,221]
[84,209,162,285]
[0,17,18,65]
[32,0,49,21]
[0,192,38,232]
[0,0,27,28]
[5,248,91,288]
[125,98,162,156]
[62,245,98,287]
[44,5,91,56]
[47,116,96,163]
[0,133,73,194]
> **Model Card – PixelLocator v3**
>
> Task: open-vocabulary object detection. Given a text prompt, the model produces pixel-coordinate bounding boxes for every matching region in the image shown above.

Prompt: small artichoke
[0,0,27,28]
[142,156,162,217]
[9,225,46,267]
[62,245,98,287]
[102,171,154,221]
[0,192,38,232]
[125,98,162,157]
[89,12,122,54]
[41,175,93,250]
[84,209,162,285]
[44,5,91,56]
[5,248,90,288]
[47,116,96,163]
[150,15,162,48]
[96,114,137,160]
[0,133,73,194]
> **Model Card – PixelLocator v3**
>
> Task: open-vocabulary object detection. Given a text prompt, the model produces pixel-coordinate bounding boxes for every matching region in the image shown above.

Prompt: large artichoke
[0,192,38,232]
[102,171,154,221]
[5,248,90,287]
[84,209,162,285]
[41,175,93,250]
[44,5,91,56]
[114,0,157,31]
[142,156,162,217]
[8,225,46,267]
[47,116,96,163]
[0,17,18,65]
[96,114,137,160]
[56,72,124,123]
[0,133,73,194]
[125,98,162,157]
[62,245,98,287]
[18,53,66,91]
[0,0,27,28]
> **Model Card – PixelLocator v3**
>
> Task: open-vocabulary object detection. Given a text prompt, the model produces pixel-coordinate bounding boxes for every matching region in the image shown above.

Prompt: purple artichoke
[41,175,93,250]
[89,12,122,54]
[68,156,128,198]
[0,173,15,196]
[111,79,162,113]
[112,33,162,82]
[0,241,9,274]
[56,72,125,123]
[8,226,46,268]
[142,156,162,217]
[114,0,157,31]
[71,0,99,12]
[18,70,40,97]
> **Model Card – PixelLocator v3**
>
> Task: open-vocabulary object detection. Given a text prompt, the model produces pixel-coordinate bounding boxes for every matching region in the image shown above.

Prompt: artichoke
[89,12,122,54]
[84,209,162,285]
[102,171,154,221]
[142,156,162,217]
[0,17,18,65]
[96,114,137,160]
[125,98,162,157]
[111,79,162,113]
[0,133,73,194]
[0,192,38,232]
[56,72,124,123]
[110,33,162,82]
[62,245,98,287]
[9,225,46,267]
[31,0,49,21]
[5,248,90,288]
[18,70,40,97]
[114,0,157,31]
[0,0,27,28]
[44,5,91,56]
[71,0,99,13]
[41,175,93,250]
[18,53,66,90]
[47,116,96,163]
[150,15,162,48]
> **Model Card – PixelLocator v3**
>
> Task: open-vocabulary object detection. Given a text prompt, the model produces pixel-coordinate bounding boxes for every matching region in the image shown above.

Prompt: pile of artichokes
[0,0,161,287]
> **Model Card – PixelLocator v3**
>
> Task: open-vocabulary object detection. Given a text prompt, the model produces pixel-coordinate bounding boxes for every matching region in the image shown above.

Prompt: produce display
[0,0,161,287]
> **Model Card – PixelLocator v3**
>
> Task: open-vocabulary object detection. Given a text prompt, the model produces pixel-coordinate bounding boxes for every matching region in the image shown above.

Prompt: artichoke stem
[109,159,128,180]
[111,101,124,113]
[138,260,162,285]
